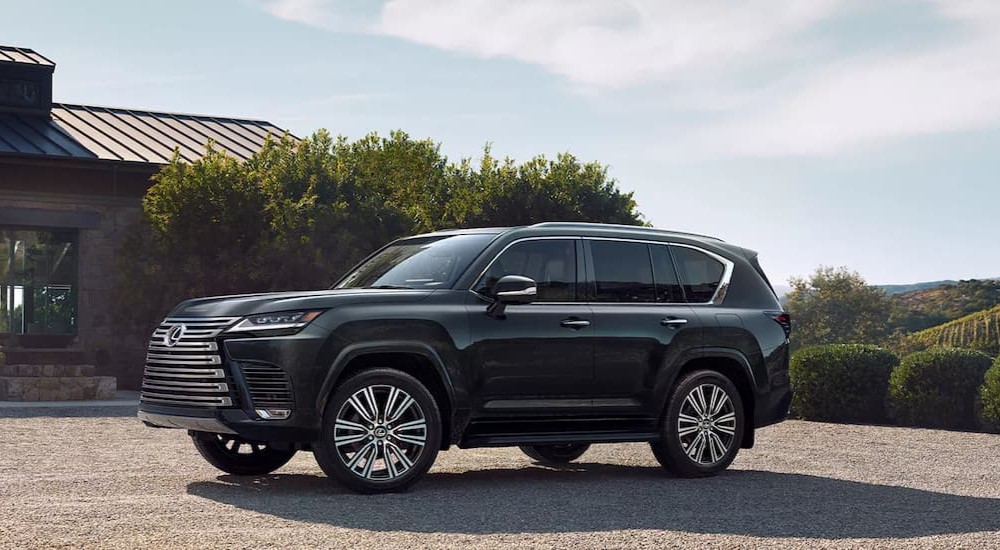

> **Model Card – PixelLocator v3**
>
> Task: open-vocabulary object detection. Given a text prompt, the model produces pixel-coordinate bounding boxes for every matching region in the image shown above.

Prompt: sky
[1,0,998,286]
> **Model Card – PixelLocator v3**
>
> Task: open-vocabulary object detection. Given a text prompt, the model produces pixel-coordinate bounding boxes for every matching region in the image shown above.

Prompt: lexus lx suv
[138,222,791,493]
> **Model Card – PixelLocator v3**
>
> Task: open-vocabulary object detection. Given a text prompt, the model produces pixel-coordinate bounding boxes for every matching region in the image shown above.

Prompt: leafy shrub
[888,348,992,430]
[978,357,1000,433]
[790,344,898,423]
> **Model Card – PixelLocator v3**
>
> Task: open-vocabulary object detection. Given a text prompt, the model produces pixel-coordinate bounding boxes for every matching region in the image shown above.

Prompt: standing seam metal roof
[0,46,55,67]
[0,103,287,164]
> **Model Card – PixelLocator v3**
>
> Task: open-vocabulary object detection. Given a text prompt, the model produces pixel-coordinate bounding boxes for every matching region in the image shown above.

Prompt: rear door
[587,239,702,414]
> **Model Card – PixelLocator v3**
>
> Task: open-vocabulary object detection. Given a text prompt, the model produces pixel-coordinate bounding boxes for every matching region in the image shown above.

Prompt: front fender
[315,341,460,416]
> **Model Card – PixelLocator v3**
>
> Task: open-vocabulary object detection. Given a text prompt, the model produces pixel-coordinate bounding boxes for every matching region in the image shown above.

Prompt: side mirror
[487,275,536,318]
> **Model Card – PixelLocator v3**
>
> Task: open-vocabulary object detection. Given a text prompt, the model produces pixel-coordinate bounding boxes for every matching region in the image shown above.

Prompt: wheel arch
[317,342,457,450]
[660,348,759,449]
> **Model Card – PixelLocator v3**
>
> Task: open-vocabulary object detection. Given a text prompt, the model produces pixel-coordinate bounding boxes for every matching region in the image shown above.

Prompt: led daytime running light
[226,311,323,333]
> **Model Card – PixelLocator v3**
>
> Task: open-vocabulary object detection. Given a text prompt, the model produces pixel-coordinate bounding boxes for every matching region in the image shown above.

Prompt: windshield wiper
[364,284,414,290]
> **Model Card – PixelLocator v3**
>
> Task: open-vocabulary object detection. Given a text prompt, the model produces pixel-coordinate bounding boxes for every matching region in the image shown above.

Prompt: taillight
[767,311,791,339]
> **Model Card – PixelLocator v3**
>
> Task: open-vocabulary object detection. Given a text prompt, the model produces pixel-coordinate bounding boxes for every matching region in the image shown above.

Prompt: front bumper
[139,326,333,443]
[138,410,236,434]
[138,402,320,442]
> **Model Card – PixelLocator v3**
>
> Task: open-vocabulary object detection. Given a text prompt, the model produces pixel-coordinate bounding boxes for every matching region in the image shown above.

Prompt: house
[0,46,288,399]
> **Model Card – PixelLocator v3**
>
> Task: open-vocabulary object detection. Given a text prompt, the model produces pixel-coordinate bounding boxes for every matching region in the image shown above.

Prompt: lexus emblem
[163,324,186,347]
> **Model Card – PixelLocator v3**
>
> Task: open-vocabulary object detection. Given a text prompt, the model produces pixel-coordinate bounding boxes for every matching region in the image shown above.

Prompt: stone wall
[0,157,155,389]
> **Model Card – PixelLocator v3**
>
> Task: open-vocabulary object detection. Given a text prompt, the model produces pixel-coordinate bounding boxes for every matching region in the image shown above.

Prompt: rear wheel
[520,443,590,464]
[191,432,296,475]
[313,368,442,494]
[650,370,745,477]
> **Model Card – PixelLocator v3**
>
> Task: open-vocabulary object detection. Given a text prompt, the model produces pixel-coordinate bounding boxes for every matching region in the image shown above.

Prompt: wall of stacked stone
[0,175,148,390]
[0,364,116,400]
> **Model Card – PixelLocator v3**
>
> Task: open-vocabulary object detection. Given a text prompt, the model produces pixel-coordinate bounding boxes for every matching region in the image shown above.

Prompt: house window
[0,228,77,335]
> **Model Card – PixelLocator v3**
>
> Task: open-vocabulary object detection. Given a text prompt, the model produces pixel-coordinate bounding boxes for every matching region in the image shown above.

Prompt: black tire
[313,368,442,494]
[520,443,590,464]
[191,432,296,475]
[650,370,745,477]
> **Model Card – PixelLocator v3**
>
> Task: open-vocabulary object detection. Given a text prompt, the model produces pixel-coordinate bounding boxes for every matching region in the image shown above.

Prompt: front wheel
[650,370,745,477]
[520,443,590,464]
[313,368,442,494]
[191,432,296,475]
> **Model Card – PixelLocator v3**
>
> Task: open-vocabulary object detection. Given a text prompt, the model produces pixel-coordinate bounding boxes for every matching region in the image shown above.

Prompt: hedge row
[790,344,1000,432]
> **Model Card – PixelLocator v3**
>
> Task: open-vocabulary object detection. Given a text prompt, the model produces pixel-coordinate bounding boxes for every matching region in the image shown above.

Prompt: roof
[0,46,55,67]
[529,222,724,242]
[0,103,287,165]
[405,223,724,244]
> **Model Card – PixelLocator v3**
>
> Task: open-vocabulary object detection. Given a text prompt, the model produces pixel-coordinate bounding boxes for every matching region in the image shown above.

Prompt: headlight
[226,311,323,334]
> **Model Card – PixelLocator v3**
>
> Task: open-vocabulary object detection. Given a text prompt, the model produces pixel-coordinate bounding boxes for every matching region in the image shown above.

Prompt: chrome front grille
[140,317,240,407]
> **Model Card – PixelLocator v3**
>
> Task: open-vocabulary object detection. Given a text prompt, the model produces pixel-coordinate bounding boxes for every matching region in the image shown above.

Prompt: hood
[168,288,435,318]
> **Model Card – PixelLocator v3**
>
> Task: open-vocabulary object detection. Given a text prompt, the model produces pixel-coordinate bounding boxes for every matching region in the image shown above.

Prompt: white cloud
[259,0,843,87]
[693,33,1000,156]
[693,3,1000,156]
[258,0,377,31]
[377,0,844,88]
[258,0,1000,157]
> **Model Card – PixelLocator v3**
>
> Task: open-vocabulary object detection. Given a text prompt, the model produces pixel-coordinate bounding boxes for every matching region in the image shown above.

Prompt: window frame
[582,237,734,306]
[587,239,658,304]
[668,243,733,305]
[0,226,80,336]
[469,236,586,304]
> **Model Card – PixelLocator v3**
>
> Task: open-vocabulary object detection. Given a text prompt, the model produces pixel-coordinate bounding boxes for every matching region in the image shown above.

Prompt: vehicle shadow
[186,463,1000,538]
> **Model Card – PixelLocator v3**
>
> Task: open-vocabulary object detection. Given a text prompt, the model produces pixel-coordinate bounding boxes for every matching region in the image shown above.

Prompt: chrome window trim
[665,241,734,306]
[469,236,582,297]
[469,235,734,306]
[575,236,733,306]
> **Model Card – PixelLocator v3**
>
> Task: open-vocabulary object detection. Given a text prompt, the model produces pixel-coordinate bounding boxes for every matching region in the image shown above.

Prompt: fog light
[255,408,291,420]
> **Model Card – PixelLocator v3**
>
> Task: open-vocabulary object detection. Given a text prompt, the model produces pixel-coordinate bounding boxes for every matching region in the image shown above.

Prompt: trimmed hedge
[888,348,992,430]
[979,356,1000,433]
[790,344,898,423]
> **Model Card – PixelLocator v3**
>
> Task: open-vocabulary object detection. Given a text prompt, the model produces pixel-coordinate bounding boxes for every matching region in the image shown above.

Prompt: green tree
[114,129,645,343]
[430,148,644,232]
[785,266,893,351]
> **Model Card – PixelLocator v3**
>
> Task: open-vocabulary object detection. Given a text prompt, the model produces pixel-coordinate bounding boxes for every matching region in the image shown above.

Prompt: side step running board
[459,431,660,449]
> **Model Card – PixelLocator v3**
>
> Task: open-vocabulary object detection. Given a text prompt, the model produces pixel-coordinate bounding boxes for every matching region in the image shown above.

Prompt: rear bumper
[754,383,792,428]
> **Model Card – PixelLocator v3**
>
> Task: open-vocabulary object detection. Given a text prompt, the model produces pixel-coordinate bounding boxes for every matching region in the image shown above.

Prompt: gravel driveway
[1,408,998,549]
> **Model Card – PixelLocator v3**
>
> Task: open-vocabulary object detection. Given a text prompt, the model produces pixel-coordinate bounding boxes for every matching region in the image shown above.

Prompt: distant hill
[897,304,1000,357]
[774,278,999,306]
[879,280,962,295]
[889,279,1000,333]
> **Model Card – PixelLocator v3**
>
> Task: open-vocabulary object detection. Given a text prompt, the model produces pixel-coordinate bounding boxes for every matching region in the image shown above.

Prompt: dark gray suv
[138,222,792,493]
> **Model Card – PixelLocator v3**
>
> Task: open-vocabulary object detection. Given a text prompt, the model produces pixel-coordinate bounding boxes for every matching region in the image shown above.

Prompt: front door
[466,238,594,416]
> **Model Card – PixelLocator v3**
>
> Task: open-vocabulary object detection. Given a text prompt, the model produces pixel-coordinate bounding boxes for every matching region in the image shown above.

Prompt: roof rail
[529,222,724,242]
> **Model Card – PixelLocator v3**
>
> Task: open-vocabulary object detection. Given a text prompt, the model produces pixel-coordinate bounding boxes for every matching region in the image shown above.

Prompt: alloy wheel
[333,384,428,481]
[676,383,737,465]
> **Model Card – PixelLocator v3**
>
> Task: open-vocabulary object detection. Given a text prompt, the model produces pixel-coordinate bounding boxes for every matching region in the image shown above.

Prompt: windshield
[335,233,497,289]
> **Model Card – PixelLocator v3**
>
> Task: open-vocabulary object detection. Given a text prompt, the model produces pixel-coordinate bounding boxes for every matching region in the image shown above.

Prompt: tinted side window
[590,240,655,303]
[671,246,725,303]
[476,239,577,302]
[650,245,684,303]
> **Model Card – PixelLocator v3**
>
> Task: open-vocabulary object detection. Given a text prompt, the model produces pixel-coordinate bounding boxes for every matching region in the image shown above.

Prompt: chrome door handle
[661,318,688,327]
[560,319,591,329]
